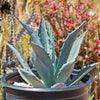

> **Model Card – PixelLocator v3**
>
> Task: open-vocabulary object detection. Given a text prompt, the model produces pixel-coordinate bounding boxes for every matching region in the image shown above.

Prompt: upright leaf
[45,21,56,70]
[31,43,54,88]
[18,19,42,47]
[7,43,32,73]
[66,63,99,86]
[56,21,86,76]
[17,68,45,88]
[55,31,87,83]
[56,61,75,83]
[38,16,48,51]
[67,31,87,62]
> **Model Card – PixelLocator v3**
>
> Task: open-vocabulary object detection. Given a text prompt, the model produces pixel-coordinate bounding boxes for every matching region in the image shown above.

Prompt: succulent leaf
[45,21,56,71]
[66,63,99,86]
[56,31,87,83]
[7,43,32,73]
[16,10,35,42]
[38,17,56,69]
[17,68,45,88]
[18,19,42,47]
[56,21,86,76]
[65,76,71,85]
[67,31,87,62]
[31,43,54,88]
[55,61,75,83]
[38,16,48,51]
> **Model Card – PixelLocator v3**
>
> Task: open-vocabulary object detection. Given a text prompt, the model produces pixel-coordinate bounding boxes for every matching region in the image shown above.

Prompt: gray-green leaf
[45,21,56,71]
[38,16,48,51]
[56,21,86,76]
[66,63,99,86]
[17,68,45,88]
[18,19,42,47]
[55,61,75,83]
[38,17,56,70]
[31,43,54,88]
[67,31,87,62]
[7,43,32,73]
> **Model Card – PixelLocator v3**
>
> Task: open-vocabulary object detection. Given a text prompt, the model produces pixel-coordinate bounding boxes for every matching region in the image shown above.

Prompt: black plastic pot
[1,70,93,100]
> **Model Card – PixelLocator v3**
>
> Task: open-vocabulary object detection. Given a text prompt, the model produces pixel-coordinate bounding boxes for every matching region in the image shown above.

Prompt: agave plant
[7,16,99,88]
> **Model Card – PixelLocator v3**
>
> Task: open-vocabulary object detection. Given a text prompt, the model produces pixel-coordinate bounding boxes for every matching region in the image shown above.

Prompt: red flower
[77,9,82,14]
[50,9,54,13]
[36,12,39,15]
[92,4,95,7]
[65,10,70,16]
[86,0,89,4]
[92,20,95,24]
[82,16,85,20]
[37,20,40,24]
[50,0,55,5]
[66,22,69,26]
[58,14,62,18]
[59,31,63,35]
[43,5,48,8]
[96,39,100,44]
[75,13,78,17]
[79,50,83,54]
[61,38,64,42]
[25,38,27,40]
[64,21,67,25]
[50,6,54,9]
[85,55,89,59]
[95,49,100,53]
[64,7,68,10]
[80,6,84,9]
[70,20,73,24]
[79,50,81,52]
[87,45,91,48]
[34,0,37,2]
[59,27,63,30]
[55,43,58,46]
[95,15,98,19]
[55,4,59,9]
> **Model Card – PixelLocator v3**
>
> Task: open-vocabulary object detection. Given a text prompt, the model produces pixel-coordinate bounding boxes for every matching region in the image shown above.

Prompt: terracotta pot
[1,69,93,100]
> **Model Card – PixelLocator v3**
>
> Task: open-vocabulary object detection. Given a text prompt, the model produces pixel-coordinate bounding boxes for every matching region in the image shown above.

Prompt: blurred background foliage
[0,0,100,64]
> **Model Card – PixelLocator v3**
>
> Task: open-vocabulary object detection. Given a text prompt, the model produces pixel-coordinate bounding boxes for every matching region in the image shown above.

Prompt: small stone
[13,82,32,87]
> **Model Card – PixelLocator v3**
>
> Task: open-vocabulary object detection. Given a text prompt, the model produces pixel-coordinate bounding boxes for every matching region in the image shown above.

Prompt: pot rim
[1,70,93,92]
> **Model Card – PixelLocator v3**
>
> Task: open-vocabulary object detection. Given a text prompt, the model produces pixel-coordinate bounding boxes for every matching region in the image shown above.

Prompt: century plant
[7,16,99,88]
